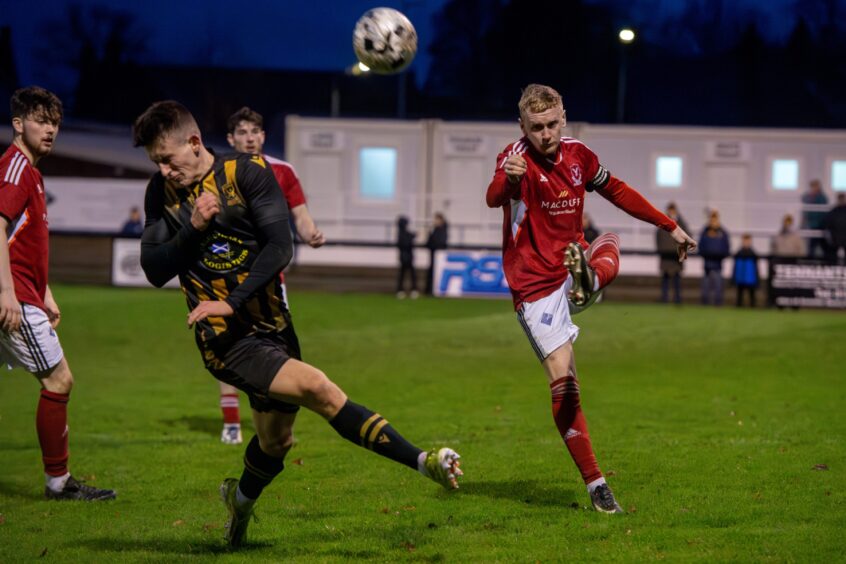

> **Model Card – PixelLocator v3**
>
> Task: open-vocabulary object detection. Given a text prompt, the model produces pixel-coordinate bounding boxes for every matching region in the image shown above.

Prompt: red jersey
[486,136,676,309]
[0,145,49,311]
[264,155,306,209]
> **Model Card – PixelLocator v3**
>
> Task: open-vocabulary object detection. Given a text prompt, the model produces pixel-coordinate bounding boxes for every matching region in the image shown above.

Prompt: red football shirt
[487,136,676,309]
[263,154,306,209]
[0,145,49,311]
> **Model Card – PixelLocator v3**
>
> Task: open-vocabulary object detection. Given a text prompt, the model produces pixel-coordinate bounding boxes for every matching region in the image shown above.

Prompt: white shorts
[517,276,579,362]
[0,304,64,373]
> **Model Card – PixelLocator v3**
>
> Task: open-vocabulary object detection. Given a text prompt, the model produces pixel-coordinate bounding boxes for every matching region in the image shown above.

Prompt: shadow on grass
[161,415,254,439]
[75,536,272,556]
[0,479,39,501]
[460,479,578,507]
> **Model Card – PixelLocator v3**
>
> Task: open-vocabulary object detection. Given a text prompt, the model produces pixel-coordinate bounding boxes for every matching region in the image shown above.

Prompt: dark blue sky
[0,0,826,89]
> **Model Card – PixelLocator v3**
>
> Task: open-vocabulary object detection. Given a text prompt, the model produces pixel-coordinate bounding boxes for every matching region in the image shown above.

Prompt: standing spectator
[396,216,418,299]
[770,214,805,258]
[424,212,448,296]
[801,179,829,258]
[732,234,759,307]
[119,206,144,237]
[823,193,846,264]
[655,202,689,303]
[699,211,731,305]
[582,213,600,244]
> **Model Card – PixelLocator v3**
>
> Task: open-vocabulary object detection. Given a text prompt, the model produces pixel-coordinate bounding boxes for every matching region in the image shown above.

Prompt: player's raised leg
[543,342,622,514]
[566,233,621,313]
[269,359,461,489]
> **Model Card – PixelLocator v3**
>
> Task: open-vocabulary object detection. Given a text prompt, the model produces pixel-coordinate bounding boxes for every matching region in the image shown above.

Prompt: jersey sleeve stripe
[12,156,27,185]
[4,152,23,184]
[7,208,30,245]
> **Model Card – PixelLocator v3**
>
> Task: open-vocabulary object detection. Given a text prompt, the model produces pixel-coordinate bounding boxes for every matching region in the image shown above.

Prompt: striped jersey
[0,145,49,311]
[142,152,291,354]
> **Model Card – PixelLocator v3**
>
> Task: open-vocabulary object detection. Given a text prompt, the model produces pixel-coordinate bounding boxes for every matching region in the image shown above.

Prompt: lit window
[359,147,397,199]
[832,161,846,191]
[656,156,683,187]
[772,159,799,190]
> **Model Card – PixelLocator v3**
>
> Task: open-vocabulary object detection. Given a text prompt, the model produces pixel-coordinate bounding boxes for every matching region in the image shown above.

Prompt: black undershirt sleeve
[223,159,293,311]
[139,177,206,287]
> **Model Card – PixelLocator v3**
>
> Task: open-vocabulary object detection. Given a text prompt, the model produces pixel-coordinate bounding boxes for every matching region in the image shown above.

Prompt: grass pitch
[0,285,844,562]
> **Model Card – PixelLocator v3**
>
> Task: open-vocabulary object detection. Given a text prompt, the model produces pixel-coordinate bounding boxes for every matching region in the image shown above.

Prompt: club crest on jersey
[569,164,583,186]
[220,183,242,205]
[202,233,249,272]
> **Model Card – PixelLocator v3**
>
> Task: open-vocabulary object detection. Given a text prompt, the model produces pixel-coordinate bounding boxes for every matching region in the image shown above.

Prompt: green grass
[1,285,844,562]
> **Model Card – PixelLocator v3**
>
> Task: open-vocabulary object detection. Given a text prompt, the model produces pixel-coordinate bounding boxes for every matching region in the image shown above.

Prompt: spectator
[732,233,759,307]
[396,216,418,299]
[655,202,689,303]
[424,212,448,296]
[770,214,805,258]
[801,179,829,258]
[582,213,600,244]
[823,193,846,265]
[119,206,144,237]
[698,211,730,306]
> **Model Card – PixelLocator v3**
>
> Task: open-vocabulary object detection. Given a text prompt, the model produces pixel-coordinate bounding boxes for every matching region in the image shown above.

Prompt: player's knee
[260,430,294,458]
[40,361,73,394]
[302,370,343,414]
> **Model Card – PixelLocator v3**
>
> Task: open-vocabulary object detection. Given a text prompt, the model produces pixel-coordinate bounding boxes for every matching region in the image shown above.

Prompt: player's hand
[190,192,221,231]
[44,294,61,329]
[187,300,234,328]
[670,226,697,262]
[307,228,326,248]
[504,154,527,185]
[0,288,22,333]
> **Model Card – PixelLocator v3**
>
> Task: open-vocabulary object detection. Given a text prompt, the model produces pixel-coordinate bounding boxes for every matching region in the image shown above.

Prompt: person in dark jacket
[699,211,731,306]
[396,216,418,298]
[823,193,846,265]
[582,213,600,244]
[732,233,759,307]
[424,212,448,295]
[656,202,688,303]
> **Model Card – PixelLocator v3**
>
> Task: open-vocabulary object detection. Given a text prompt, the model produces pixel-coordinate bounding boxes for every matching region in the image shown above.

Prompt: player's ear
[11,117,23,135]
[188,134,202,154]
[226,133,235,148]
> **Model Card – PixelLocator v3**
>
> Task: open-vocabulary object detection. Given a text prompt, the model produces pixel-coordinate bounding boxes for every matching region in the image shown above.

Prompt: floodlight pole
[616,28,635,123]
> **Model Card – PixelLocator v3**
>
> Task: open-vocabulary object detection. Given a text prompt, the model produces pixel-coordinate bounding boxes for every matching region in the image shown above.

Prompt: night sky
[0,0,821,87]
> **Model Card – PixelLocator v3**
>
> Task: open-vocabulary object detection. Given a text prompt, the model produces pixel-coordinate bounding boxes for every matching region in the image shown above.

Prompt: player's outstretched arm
[291,204,325,248]
[670,225,697,262]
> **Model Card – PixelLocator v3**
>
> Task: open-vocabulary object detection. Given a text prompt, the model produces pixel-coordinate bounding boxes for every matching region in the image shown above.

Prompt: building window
[655,156,683,188]
[359,147,397,199]
[832,160,846,192]
[771,159,799,190]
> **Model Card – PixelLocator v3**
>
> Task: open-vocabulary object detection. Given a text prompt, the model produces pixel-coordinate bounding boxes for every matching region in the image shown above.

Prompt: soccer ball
[352,8,418,74]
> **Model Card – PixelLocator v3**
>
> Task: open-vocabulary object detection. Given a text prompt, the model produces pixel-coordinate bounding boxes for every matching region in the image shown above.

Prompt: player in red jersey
[212,107,325,445]
[0,86,115,501]
[486,84,696,513]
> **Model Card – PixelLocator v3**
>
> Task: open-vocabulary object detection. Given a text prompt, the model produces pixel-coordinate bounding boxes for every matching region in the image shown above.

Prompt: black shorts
[202,326,302,413]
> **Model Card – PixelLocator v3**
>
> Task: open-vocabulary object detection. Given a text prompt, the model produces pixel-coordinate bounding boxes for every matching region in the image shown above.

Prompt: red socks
[587,233,621,289]
[220,393,241,425]
[550,375,602,485]
[37,390,70,477]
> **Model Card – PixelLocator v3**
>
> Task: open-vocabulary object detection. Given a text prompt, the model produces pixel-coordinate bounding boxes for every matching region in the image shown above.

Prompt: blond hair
[518,84,563,116]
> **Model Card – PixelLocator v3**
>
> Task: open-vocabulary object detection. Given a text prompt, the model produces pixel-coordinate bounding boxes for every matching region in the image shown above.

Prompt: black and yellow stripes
[359,413,391,450]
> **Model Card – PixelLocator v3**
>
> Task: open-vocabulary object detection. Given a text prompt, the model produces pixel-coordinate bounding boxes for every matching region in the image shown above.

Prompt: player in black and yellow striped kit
[133,101,462,548]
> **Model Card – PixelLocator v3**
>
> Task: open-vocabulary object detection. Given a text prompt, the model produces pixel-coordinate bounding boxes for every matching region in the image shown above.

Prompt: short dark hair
[10,86,63,125]
[132,100,199,147]
[227,106,263,134]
